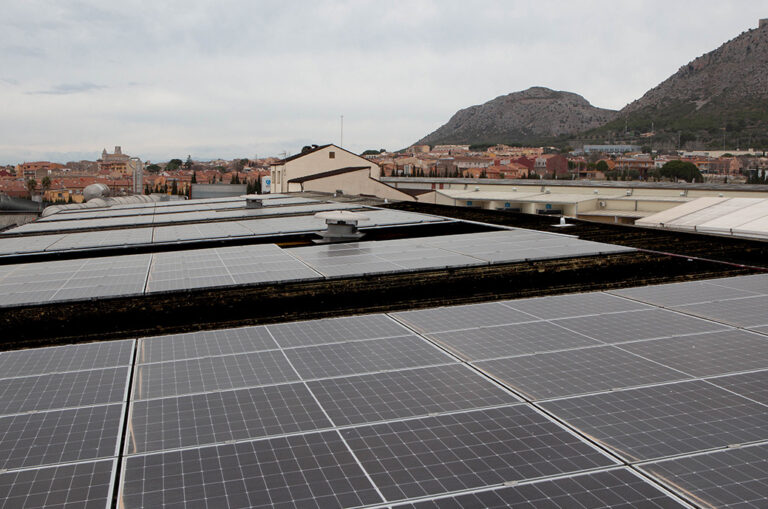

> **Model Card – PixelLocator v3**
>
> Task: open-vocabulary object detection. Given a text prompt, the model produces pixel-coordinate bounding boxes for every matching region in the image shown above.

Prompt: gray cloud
[28,82,107,95]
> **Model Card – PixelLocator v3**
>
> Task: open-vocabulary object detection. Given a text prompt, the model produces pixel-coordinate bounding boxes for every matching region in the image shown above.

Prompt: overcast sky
[1,1,765,164]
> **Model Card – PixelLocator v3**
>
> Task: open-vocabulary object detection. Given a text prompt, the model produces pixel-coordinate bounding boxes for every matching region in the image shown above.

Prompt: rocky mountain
[415,87,617,146]
[592,20,768,147]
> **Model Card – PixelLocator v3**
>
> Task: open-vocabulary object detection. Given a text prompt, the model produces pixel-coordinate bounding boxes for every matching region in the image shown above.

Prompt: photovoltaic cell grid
[144,244,322,293]
[120,431,384,509]
[640,443,768,509]
[267,313,411,348]
[0,339,134,379]
[0,459,117,509]
[392,468,686,508]
[539,380,768,461]
[341,405,616,502]
[707,369,768,406]
[137,325,278,364]
[288,229,635,278]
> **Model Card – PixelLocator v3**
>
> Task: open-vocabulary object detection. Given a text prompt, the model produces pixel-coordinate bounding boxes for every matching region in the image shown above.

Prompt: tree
[144,184,151,195]
[660,160,703,183]
[595,160,610,173]
[171,180,178,195]
[166,159,183,171]
[184,155,193,170]
[26,178,37,198]
[191,171,197,184]
[146,164,161,173]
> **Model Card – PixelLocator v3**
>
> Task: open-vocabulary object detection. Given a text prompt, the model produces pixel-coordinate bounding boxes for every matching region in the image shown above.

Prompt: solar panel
[151,221,254,243]
[0,459,117,509]
[267,314,411,348]
[552,309,729,344]
[392,302,538,334]
[540,380,768,461]
[640,443,768,509]
[127,382,332,454]
[475,345,688,400]
[0,340,134,379]
[137,326,278,364]
[307,364,519,426]
[0,367,129,416]
[673,296,768,328]
[120,431,384,508]
[341,405,616,502]
[430,320,601,361]
[707,369,768,405]
[707,273,768,294]
[618,330,768,377]
[392,468,686,508]
[750,325,768,335]
[283,335,455,380]
[0,404,123,470]
[610,280,761,307]
[0,235,64,256]
[132,350,300,400]
[502,291,653,319]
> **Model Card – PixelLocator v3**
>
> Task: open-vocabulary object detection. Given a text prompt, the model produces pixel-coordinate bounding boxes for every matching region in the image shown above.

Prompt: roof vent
[243,194,265,208]
[314,211,370,243]
[552,216,574,228]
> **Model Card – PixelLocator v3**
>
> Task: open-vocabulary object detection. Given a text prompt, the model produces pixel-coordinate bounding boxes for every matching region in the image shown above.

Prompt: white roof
[637,197,768,239]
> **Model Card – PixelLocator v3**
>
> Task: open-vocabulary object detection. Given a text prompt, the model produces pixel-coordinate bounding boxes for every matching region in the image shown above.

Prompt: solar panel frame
[617,330,768,378]
[283,335,457,380]
[474,345,690,400]
[0,340,134,379]
[306,364,521,427]
[137,326,279,364]
[429,320,602,361]
[0,366,130,416]
[0,403,124,470]
[267,314,413,348]
[119,430,384,509]
[126,382,333,454]
[0,459,117,509]
[391,468,687,509]
[551,308,730,344]
[131,349,301,400]
[640,443,768,509]
[540,380,768,461]
[341,405,617,502]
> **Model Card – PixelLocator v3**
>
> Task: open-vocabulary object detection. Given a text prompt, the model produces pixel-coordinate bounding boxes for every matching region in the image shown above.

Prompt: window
[329,151,335,159]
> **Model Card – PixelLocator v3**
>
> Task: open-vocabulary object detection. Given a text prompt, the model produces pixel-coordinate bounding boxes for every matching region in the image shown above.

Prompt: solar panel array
[2,274,767,506]
[0,340,133,508]
[0,207,451,257]
[0,229,632,308]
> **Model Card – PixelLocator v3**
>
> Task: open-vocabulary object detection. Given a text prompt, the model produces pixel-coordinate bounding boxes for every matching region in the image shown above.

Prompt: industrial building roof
[0,193,767,508]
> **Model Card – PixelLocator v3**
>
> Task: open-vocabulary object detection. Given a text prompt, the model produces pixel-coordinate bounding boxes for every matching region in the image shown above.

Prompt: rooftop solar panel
[475,345,688,400]
[120,431,384,508]
[707,369,768,405]
[267,314,412,348]
[283,335,455,380]
[552,308,730,344]
[429,320,601,361]
[641,443,768,509]
[540,380,768,461]
[502,291,653,320]
[673,296,768,328]
[132,350,300,400]
[137,326,278,364]
[706,273,768,294]
[392,302,538,334]
[0,404,123,470]
[341,405,616,502]
[0,235,64,256]
[127,382,332,454]
[618,330,768,378]
[0,340,134,379]
[0,367,129,416]
[610,280,761,307]
[307,364,519,427]
[0,459,117,509]
[392,468,686,508]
